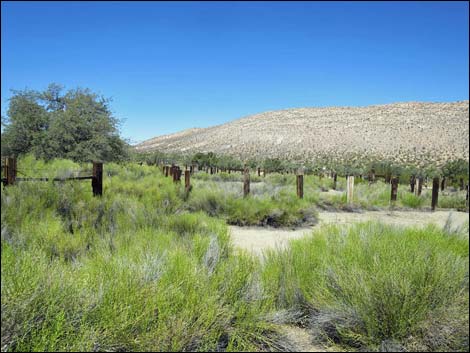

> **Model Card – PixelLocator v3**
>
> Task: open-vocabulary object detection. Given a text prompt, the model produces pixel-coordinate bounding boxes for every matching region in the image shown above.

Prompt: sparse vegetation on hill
[136,101,469,169]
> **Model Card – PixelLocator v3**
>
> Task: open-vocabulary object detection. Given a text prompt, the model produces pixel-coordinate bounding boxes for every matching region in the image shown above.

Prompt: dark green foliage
[1,84,128,162]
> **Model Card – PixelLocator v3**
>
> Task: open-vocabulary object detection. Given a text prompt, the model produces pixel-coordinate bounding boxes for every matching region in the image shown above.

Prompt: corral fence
[157,162,469,212]
[1,157,103,196]
[2,157,468,211]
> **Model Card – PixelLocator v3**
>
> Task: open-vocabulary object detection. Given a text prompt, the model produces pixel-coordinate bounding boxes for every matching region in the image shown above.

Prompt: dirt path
[230,210,468,255]
[277,325,326,352]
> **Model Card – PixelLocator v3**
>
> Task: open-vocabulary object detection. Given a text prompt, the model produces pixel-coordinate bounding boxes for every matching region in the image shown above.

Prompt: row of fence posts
[1,157,103,196]
[162,164,191,194]
[4,156,468,210]
[161,163,468,210]
[164,164,468,211]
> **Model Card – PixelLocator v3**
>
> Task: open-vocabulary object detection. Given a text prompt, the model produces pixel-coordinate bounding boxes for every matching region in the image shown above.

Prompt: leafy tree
[1,84,128,162]
[1,89,48,157]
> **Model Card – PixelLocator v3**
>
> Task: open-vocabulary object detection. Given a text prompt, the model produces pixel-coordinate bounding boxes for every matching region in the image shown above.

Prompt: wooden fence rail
[2,158,103,196]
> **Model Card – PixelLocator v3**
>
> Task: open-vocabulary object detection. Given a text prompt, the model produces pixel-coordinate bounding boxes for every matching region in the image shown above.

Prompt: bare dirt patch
[230,210,468,255]
[277,325,326,352]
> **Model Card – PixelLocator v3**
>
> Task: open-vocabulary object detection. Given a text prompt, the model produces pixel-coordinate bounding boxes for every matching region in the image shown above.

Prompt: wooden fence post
[347,175,354,204]
[465,183,469,208]
[185,170,191,193]
[431,177,439,211]
[243,167,250,197]
[173,167,181,183]
[332,173,337,190]
[410,175,416,193]
[6,157,17,186]
[440,177,446,191]
[257,167,261,177]
[92,162,103,196]
[369,169,375,185]
[416,177,423,196]
[296,174,304,198]
[2,158,7,186]
[391,177,399,202]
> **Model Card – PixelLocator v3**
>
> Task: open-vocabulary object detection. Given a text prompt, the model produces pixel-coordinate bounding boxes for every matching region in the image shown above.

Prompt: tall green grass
[262,222,469,351]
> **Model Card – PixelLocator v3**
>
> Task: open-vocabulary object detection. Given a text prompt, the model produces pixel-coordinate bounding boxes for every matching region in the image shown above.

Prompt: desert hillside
[135,101,469,166]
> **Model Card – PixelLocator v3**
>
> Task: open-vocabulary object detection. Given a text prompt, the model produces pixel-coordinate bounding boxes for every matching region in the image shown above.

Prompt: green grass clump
[186,186,317,228]
[438,191,468,209]
[262,222,469,351]
[399,191,425,208]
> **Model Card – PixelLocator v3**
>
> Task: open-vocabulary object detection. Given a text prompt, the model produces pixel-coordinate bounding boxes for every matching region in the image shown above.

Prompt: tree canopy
[1,83,128,162]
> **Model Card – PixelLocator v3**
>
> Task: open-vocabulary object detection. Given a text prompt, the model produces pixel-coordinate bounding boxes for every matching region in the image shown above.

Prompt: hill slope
[135,101,469,166]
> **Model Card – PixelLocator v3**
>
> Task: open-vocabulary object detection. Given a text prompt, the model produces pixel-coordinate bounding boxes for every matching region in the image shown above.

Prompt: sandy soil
[277,325,326,352]
[230,210,469,255]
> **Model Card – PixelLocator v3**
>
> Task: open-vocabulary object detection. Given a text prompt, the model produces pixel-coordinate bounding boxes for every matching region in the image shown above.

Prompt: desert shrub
[399,191,425,208]
[438,191,467,209]
[262,222,469,351]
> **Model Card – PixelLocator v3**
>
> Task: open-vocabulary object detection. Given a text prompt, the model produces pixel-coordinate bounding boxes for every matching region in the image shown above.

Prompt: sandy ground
[230,210,469,256]
[278,325,326,352]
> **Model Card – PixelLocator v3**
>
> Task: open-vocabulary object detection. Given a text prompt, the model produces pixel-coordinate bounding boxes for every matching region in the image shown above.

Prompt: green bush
[262,222,469,351]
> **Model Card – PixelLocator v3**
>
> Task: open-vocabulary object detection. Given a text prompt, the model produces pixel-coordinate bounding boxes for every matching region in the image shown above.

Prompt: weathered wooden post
[243,167,250,197]
[173,167,181,183]
[416,177,423,196]
[185,170,191,193]
[257,167,261,177]
[466,184,469,209]
[410,175,416,193]
[92,162,103,196]
[369,169,376,185]
[1,159,7,186]
[296,174,304,198]
[391,177,399,202]
[6,157,17,186]
[431,177,439,211]
[440,177,446,191]
[332,173,337,190]
[346,175,354,204]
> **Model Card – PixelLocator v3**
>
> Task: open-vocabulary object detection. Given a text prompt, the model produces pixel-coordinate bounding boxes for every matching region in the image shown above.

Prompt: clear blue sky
[2,1,469,143]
